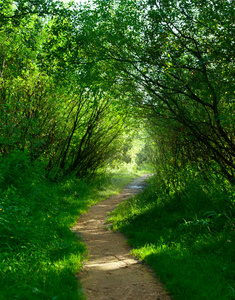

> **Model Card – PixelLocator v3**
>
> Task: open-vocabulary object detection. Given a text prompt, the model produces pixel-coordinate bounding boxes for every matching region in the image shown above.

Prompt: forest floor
[71,175,172,300]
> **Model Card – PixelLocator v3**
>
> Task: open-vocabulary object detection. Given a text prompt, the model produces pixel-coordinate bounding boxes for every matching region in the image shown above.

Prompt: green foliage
[0,151,82,299]
[0,0,66,27]
[0,0,133,178]
[0,0,234,298]
[79,0,235,183]
[2,0,233,181]
[108,169,235,299]
[0,150,139,299]
[106,124,153,173]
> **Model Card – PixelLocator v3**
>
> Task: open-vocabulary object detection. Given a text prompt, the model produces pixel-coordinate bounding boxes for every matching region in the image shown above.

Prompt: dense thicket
[0,0,135,178]
[0,0,234,211]
[78,0,234,183]
[1,0,234,183]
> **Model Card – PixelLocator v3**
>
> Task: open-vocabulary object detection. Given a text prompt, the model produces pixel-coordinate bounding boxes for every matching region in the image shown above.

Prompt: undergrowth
[108,171,235,300]
[0,150,139,300]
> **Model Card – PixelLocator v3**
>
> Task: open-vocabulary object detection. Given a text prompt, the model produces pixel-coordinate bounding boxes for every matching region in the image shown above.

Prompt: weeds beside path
[0,166,140,300]
[72,175,171,300]
[108,175,235,300]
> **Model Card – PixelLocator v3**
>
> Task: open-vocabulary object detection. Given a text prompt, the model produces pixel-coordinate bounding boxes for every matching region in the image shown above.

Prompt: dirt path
[72,175,171,300]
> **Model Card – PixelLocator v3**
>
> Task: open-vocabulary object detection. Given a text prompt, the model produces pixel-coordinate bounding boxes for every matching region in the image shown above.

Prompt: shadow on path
[72,175,172,300]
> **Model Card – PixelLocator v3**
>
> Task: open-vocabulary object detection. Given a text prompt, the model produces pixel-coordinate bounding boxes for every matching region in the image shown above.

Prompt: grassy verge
[0,151,139,300]
[108,175,235,300]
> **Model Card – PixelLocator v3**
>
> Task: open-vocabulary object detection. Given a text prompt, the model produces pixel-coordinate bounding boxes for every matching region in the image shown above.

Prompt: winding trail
[72,175,171,300]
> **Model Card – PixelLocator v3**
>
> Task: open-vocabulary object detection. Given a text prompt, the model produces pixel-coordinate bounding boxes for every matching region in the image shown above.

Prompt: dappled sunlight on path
[72,175,171,300]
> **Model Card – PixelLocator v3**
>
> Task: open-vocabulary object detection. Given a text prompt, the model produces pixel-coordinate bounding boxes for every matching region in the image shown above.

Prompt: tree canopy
[73,0,235,182]
[0,0,234,182]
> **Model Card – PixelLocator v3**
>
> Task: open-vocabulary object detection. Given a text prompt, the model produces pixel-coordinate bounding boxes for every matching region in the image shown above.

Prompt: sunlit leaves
[85,0,235,183]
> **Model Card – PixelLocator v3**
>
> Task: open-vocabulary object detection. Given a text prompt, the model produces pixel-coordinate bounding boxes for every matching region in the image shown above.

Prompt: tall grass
[0,150,139,300]
[108,170,235,300]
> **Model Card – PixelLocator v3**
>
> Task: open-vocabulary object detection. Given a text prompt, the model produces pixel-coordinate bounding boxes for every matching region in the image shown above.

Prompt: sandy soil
[71,175,172,300]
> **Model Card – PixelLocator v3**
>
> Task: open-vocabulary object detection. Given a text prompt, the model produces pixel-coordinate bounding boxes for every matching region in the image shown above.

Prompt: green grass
[108,175,235,300]
[0,151,140,300]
